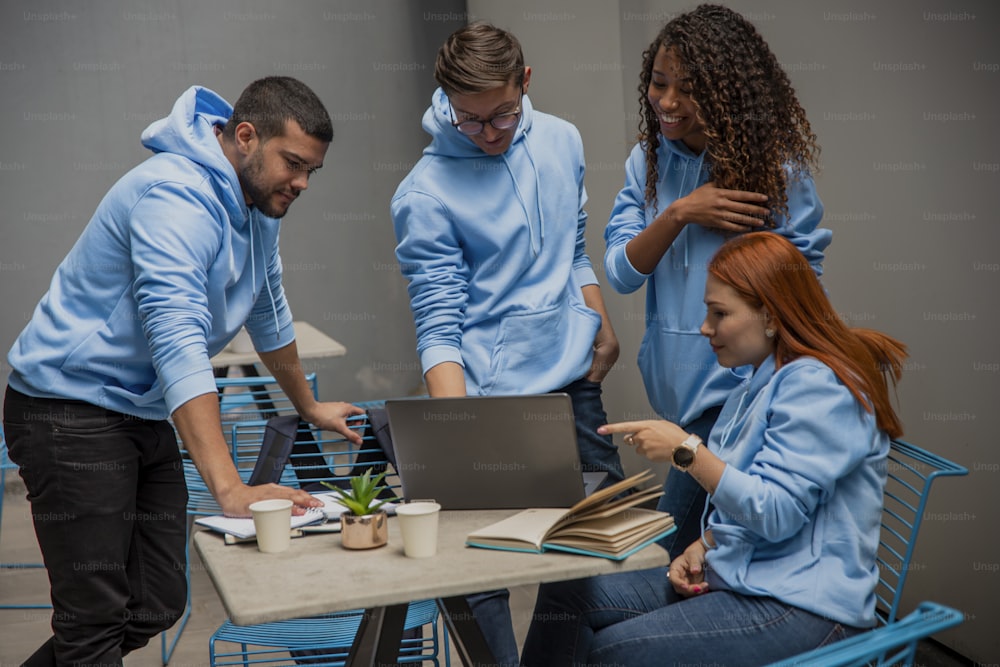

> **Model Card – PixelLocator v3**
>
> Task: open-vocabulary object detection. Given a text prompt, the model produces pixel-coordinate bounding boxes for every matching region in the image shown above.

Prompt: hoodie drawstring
[248,210,281,341]
[501,137,543,257]
[670,150,707,274]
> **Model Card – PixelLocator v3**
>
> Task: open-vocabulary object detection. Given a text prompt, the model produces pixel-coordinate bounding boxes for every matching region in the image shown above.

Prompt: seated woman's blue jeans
[521,568,860,666]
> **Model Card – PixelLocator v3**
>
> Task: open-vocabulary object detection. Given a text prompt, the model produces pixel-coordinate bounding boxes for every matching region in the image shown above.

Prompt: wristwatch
[672,434,702,471]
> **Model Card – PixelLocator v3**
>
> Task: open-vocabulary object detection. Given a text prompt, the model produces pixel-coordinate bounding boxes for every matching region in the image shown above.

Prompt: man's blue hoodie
[7,86,295,420]
[391,89,601,395]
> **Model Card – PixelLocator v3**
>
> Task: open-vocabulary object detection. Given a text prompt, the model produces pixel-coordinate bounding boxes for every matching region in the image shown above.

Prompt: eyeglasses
[450,94,523,136]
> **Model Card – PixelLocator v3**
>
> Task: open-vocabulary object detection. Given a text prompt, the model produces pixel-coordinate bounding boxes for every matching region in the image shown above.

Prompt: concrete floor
[1,470,971,667]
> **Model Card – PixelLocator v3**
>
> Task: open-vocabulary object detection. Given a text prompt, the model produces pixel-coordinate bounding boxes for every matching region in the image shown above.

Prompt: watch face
[673,446,695,468]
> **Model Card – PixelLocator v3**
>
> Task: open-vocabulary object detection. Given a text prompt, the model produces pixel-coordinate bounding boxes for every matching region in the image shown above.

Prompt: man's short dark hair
[223,76,333,143]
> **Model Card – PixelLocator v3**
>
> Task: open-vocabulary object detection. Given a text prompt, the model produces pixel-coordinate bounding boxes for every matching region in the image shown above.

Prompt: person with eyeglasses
[391,22,625,666]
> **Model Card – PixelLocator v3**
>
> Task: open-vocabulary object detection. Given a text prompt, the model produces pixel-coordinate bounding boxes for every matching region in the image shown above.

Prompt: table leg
[437,596,500,666]
[345,604,408,667]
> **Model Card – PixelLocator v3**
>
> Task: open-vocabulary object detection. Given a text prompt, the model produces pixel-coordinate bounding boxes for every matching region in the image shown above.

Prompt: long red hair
[709,233,907,438]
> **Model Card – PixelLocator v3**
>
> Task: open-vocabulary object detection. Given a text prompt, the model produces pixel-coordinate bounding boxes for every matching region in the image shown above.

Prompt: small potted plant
[324,469,394,549]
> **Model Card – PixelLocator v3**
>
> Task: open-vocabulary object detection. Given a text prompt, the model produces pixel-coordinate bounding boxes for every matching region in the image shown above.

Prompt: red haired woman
[522,232,906,666]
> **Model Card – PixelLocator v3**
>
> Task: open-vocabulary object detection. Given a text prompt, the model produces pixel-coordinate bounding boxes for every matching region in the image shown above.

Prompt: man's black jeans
[4,386,188,666]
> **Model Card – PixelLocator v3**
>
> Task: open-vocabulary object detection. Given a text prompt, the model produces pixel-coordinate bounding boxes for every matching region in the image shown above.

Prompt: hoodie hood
[141,86,248,225]
[421,86,534,158]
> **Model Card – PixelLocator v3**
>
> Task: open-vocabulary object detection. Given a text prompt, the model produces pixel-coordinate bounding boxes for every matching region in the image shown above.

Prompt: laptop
[385,394,603,510]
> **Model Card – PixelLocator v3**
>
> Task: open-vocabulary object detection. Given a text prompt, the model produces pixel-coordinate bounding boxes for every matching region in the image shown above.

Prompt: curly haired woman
[522,232,907,666]
[603,4,832,560]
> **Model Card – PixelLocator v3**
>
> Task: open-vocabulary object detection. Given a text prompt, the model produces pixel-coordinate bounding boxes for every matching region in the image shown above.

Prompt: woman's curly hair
[638,4,820,224]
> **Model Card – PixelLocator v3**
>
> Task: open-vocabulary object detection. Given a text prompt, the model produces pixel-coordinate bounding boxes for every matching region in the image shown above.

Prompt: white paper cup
[249,499,294,553]
[395,501,441,558]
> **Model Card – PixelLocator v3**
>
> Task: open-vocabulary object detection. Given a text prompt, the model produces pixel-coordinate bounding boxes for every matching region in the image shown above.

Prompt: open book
[466,470,674,560]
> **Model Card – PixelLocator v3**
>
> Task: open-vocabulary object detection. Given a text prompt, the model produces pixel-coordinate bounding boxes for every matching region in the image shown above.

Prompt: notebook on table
[385,394,604,510]
[196,415,373,539]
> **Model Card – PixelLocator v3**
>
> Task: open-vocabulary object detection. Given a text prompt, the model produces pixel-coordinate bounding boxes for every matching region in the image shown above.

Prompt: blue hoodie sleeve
[773,173,831,276]
[711,362,875,544]
[392,190,469,373]
[573,168,598,288]
[129,181,227,415]
[604,146,650,294]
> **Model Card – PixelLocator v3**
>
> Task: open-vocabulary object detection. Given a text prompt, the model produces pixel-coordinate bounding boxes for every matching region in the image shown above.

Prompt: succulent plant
[322,469,395,516]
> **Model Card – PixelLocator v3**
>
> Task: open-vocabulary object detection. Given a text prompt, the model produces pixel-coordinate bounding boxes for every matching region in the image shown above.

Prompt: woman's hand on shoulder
[672,181,770,233]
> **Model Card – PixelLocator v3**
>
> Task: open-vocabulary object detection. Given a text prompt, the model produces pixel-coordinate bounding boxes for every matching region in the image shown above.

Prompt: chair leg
[160,514,195,664]
[0,447,53,611]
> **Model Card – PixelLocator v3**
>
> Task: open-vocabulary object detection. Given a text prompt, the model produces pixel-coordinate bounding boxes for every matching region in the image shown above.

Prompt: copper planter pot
[340,511,388,549]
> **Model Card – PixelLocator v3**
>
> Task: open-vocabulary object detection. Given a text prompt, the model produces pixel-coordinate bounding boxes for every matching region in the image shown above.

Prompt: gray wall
[2,0,997,661]
[0,0,465,404]
[469,0,998,661]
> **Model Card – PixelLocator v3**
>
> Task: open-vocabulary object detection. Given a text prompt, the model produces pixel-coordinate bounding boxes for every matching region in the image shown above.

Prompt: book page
[563,469,656,517]
[466,508,570,550]
[549,508,673,542]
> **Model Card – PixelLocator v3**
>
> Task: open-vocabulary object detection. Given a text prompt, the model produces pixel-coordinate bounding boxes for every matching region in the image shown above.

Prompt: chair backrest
[229,399,403,500]
[215,373,318,441]
[876,439,967,625]
[766,601,964,667]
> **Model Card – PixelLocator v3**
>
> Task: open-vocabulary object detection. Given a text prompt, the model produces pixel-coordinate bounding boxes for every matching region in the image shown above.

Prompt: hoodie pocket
[481,302,599,395]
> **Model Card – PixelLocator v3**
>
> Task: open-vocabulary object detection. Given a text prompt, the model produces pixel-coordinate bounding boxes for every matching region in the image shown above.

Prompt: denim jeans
[468,378,626,666]
[655,405,721,559]
[3,386,188,666]
[522,568,860,666]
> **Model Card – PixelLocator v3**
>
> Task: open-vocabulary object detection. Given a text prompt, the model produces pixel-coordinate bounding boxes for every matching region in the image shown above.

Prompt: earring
[765,328,775,338]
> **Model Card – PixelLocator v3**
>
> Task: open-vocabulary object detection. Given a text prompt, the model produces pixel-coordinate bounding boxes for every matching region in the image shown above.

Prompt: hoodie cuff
[420,345,465,375]
[574,265,599,288]
[248,317,296,354]
[164,368,220,417]
[607,245,648,292]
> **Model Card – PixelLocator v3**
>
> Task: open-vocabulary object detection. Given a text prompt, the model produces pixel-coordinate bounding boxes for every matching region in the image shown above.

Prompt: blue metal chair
[765,438,967,666]
[161,373,321,664]
[208,406,449,666]
[766,601,964,667]
[210,599,446,667]
[874,439,967,625]
[190,388,447,666]
[0,430,51,611]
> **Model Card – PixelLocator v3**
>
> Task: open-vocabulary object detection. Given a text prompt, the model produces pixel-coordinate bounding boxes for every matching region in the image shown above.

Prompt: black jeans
[3,386,188,666]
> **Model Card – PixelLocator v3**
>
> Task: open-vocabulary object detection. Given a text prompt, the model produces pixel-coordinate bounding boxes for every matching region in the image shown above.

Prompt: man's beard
[240,148,289,219]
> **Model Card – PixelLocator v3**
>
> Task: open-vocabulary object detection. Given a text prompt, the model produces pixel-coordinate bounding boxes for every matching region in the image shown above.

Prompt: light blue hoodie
[704,355,889,628]
[7,86,295,420]
[391,89,601,395]
[604,140,831,425]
